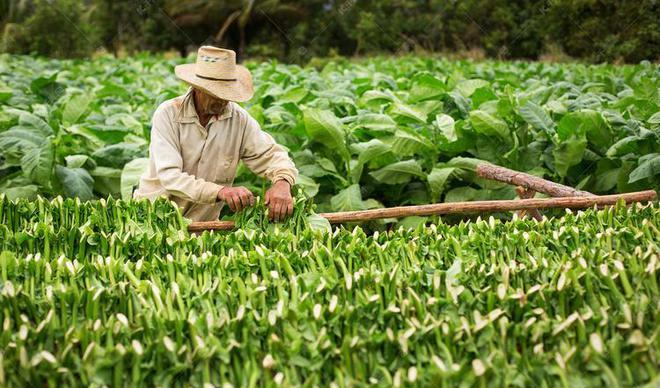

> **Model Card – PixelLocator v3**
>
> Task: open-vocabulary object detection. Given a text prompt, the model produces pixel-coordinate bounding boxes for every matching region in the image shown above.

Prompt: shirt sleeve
[240,115,298,186]
[149,104,223,204]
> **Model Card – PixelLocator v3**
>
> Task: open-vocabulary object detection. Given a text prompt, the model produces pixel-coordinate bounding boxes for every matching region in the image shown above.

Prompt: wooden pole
[476,163,594,197]
[187,190,657,232]
[515,186,543,221]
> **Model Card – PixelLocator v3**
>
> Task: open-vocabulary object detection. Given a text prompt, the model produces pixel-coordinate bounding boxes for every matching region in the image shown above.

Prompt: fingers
[239,188,255,209]
[237,190,249,209]
[226,195,237,212]
[276,202,286,222]
[268,200,279,222]
[233,194,244,212]
[220,187,255,212]
[268,198,293,222]
[268,201,276,221]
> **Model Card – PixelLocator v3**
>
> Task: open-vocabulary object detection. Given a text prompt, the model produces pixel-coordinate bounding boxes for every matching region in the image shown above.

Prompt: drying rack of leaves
[0,194,658,386]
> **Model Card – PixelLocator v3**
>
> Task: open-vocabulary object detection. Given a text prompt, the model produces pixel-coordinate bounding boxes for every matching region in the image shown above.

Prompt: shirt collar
[175,87,233,124]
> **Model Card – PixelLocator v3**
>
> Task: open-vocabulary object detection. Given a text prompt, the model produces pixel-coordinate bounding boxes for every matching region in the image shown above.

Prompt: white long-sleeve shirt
[134,89,297,221]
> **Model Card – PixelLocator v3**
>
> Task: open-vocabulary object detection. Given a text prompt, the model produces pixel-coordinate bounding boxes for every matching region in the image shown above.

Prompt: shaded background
[1,0,658,63]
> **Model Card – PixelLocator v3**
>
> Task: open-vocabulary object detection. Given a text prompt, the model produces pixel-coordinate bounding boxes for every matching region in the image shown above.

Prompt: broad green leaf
[294,174,320,198]
[389,101,427,124]
[306,214,331,233]
[351,139,391,164]
[90,166,122,178]
[545,100,567,115]
[21,138,54,187]
[317,158,338,173]
[120,158,149,200]
[648,111,660,125]
[519,102,554,133]
[97,84,129,99]
[557,110,612,150]
[390,130,432,155]
[628,153,660,183]
[330,184,365,211]
[445,91,470,118]
[298,164,335,178]
[62,94,92,124]
[397,216,428,230]
[552,135,588,178]
[303,109,349,161]
[263,105,296,125]
[471,87,498,107]
[353,113,397,132]
[362,198,383,209]
[55,165,94,201]
[14,110,54,135]
[279,86,307,103]
[446,157,485,172]
[370,159,425,185]
[360,90,395,106]
[593,159,621,192]
[409,74,445,102]
[30,74,64,102]
[108,113,143,136]
[65,154,96,169]
[469,110,509,140]
[445,186,479,202]
[0,185,39,200]
[428,167,456,200]
[66,124,131,146]
[434,114,457,142]
[581,110,612,150]
[350,139,392,182]
[606,136,640,157]
[0,127,47,155]
[91,143,145,168]
[455,79,489,97]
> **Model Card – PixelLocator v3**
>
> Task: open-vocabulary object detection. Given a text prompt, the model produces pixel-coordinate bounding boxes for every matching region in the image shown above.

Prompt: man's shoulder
[152,93,188,120]
[228,102,256,126]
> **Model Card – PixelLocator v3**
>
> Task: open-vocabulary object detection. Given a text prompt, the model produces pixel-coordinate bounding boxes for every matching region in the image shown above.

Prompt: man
[134,46,297,222]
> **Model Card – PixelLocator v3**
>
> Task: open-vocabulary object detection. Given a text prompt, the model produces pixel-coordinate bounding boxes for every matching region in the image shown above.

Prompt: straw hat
[175,46,254,102]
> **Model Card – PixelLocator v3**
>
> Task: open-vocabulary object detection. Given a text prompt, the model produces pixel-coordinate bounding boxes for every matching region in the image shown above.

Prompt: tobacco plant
[0,194,657,387]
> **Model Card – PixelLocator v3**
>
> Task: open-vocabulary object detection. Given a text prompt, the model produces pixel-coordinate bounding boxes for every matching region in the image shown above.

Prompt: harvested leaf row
[0,196,658,386]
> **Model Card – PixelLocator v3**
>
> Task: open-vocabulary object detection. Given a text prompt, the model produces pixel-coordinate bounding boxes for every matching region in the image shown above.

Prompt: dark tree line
[1,0,658,63]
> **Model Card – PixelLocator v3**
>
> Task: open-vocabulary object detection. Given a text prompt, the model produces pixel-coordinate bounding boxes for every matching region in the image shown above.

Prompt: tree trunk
[238,26,245,58]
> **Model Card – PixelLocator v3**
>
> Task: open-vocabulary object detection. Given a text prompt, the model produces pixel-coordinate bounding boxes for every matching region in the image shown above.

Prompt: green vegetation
[0,195,658,386]
[1,4,658,386]
[0,55,658,222]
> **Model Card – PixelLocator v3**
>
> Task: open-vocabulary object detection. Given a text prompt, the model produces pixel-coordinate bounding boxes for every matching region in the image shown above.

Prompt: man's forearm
[158,168,223,204]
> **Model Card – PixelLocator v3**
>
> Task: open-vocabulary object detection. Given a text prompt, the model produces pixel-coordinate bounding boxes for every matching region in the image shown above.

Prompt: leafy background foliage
[0,54,658,218]
[1,0,658,63]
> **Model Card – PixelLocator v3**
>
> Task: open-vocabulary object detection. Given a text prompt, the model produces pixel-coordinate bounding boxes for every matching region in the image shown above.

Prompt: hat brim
[174,63,254,102]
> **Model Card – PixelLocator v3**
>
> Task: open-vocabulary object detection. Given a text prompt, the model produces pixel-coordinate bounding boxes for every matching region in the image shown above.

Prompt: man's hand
[217,186,255,212]
[265,180,293,222]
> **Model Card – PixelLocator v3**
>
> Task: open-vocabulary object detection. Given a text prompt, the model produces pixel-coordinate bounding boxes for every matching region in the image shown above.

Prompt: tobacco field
[0,53,659,387]
[0,55,659,216]
[0,195,658,386]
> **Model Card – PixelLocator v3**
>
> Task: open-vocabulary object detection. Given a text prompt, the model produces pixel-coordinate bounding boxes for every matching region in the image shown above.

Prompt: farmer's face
[193,88,228,115]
